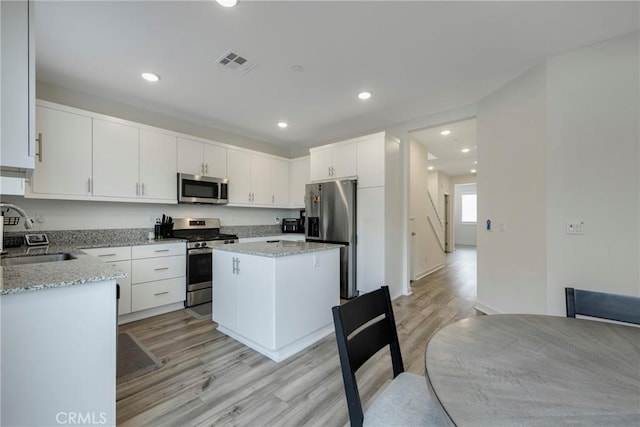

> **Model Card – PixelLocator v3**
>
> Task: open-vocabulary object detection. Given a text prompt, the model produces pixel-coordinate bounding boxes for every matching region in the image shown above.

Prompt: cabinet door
[212,250,238,330]
[356,187,385,294]
[110,260,132,315]
[332,142,357,179]
[236,254,275,349]
[0,0,34,171]
[203,144,227,178]
[310,147,332,181]
[271,158,289,206]
[226,149,252,204]
[177,137,204,175]
[289,157,309,207]
[92,119,139,198]
[139,129,177,201]
[356,134,385,188]
[250,154,272,205]
[31,106,92,196]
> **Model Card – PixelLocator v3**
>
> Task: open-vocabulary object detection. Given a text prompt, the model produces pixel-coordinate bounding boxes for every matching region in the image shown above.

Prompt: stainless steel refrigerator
[305,179,357,299]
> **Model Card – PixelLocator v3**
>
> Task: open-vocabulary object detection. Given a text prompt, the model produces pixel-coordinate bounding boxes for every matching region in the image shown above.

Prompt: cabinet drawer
[82,246,131,262]
[131,277,185,312]
[132,255,185,284]
[132,242,185,259]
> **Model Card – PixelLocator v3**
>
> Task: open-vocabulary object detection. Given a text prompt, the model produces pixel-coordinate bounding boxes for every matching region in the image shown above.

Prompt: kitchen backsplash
[1,196,298,231]
[3,224,285,247]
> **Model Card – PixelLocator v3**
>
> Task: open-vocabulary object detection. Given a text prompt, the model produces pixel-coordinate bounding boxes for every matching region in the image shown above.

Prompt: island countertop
[213,241,343,257]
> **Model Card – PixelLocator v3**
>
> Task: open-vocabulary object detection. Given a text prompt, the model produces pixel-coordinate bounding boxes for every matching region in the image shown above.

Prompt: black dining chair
[565,287,640,325]
[332,286,452,427]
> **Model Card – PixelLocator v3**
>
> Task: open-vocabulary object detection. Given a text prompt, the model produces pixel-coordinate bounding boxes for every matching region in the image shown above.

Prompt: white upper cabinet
[30,105,92,197]
[92,119,139,199]
[309,142,356,181]
[289,156,310,208]
[177,137,227,177]
[1,0,35,174]
[227,149,252,204]
[356,132,386,188]
[227,149,289,207]
[203,144,227,178]
[272,158,289,207]
[139,129,177,201]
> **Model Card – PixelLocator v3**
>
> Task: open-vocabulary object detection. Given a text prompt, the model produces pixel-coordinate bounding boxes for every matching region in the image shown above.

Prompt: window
[461,194,477,223]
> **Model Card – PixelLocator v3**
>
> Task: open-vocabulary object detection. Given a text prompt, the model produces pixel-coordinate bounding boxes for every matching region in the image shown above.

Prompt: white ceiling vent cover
[216,50,257,75]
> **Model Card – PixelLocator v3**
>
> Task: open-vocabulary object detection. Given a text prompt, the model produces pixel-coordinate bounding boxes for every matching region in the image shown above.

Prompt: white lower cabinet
[131,242,186,312]
[82,246,132,315]
[84,242,186,320]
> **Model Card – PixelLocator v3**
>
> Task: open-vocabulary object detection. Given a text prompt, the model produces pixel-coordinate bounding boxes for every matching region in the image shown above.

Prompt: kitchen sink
[0,253,77,267]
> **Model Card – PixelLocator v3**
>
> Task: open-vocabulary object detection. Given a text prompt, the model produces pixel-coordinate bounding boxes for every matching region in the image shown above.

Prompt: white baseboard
[474,301,502,314]
[118,301,185,325]
[414,264,445,281]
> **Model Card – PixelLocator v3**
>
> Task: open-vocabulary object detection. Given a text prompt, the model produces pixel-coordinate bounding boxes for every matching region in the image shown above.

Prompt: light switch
[566,221,585,235]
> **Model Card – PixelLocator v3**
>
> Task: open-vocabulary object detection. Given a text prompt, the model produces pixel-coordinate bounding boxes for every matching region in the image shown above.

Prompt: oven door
[186,248,213,306]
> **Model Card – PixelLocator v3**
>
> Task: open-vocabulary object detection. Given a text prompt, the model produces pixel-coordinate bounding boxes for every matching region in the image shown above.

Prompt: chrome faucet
[0,203,34,229]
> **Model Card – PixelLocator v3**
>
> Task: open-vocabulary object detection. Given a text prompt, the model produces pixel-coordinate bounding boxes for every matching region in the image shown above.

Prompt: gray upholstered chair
[565,287,640,325]
[332,286,452,427]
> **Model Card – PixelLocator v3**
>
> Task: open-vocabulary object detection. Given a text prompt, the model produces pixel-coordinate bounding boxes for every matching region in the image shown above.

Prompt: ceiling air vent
[216,50,257,75]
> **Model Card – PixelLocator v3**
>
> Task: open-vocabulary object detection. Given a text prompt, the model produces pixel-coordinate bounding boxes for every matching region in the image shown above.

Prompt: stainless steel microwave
[177,173,228,204]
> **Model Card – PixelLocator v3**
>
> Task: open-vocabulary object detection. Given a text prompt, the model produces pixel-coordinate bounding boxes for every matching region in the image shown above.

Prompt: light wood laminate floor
[117,246,479,426]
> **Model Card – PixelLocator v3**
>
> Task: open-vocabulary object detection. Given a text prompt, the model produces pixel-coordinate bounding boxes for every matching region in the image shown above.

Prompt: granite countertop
[1,237,185,296]
[213,241,343,257]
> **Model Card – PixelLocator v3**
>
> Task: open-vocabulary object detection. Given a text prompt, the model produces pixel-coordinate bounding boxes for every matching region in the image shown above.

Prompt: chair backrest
[565,287,640,325]
[332,286,404,427]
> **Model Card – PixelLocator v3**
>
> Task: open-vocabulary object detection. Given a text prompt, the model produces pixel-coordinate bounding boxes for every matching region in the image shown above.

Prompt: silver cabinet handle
[272,195,274,203]
[205,163,209,174]
[36,132,43,162]
[248,192,251,202]
[154,291,169,296]
[236,258,240,274]
[97,253,117,257]
[136,182,139,196]
[87,178,91,193]
[154,249,170,253]
[201,162,205,175]
[154,267,169,271]
[328,166,331,177]
[141,182,145,196]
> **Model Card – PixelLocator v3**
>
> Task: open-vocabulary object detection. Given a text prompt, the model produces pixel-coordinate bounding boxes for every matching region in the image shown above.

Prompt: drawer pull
[97,253,117,257]
[154,291,169,296]
[154,267,170,271]
[154,249,170,253]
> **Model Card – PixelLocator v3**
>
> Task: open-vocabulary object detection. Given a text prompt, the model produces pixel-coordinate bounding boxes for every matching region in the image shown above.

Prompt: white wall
[454,183,477,246]
[409,139,445,279]
[477,63,548,314]
[477,31,640,315]
[1,195,294,231]
[545,32,640,314]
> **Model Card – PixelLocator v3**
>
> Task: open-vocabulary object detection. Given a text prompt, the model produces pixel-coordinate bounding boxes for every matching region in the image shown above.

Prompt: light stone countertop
[1,238,185,296]
[213,241,343,257]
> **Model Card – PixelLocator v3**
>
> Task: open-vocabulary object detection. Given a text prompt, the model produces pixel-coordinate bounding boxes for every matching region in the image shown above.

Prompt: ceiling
[412,118,477,177]
[35,1,639,152]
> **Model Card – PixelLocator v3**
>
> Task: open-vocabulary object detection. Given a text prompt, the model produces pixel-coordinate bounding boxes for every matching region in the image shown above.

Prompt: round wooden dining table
[425,314,640,426]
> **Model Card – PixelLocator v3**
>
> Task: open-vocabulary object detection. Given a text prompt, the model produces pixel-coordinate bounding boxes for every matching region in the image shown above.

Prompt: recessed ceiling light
[216,0,238,7]
[277,121,288,129]
[461,148,470,153]
[440,130,451,136]
[471,169,477,173]
[428,166,434,170]
[358,91,372,100]
[474,161,478,164]
[141,72,160,82]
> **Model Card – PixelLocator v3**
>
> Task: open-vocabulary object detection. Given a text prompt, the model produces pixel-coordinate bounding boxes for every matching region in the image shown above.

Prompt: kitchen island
[213,241,342,362]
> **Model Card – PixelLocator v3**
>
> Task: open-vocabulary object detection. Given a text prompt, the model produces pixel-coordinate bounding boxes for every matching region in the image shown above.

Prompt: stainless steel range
[172,218,238,308]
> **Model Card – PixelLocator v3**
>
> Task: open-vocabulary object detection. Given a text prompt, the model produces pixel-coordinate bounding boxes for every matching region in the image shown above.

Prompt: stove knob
[201,242,208,248]
[194,242,201,248]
